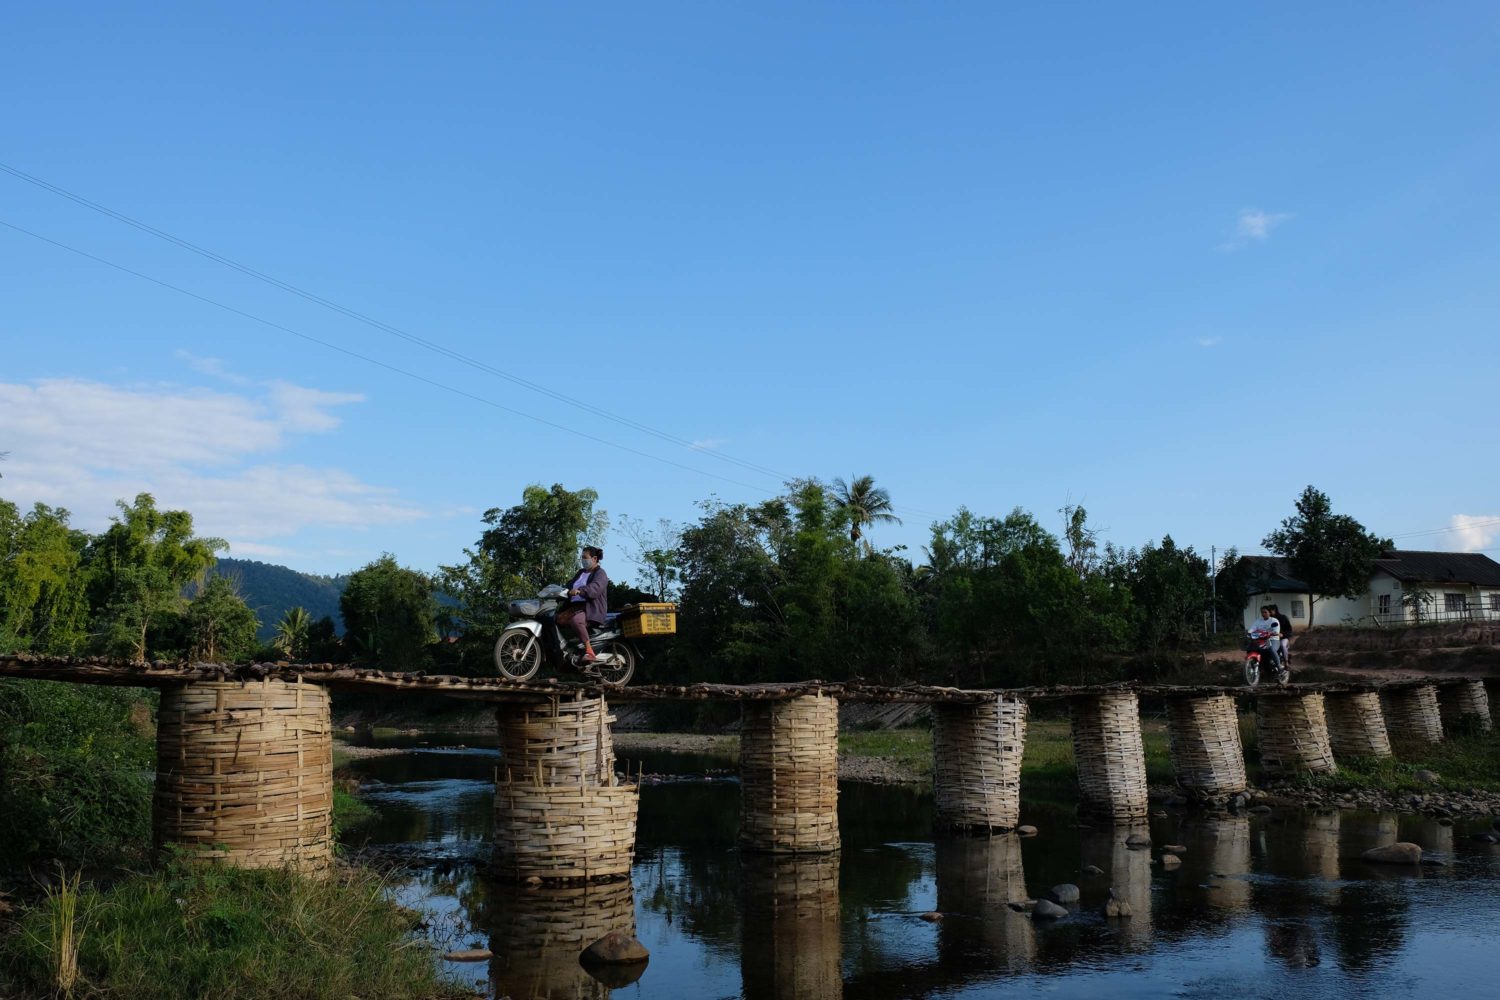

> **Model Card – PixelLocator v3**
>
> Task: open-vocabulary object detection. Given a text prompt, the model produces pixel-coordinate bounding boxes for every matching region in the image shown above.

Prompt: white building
[1235,550,1500,631]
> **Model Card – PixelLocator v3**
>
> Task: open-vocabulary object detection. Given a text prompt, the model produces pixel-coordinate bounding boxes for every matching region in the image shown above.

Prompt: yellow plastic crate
[620,602,678,637]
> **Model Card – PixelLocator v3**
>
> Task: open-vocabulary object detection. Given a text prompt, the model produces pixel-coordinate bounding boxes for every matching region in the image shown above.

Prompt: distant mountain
[208,557,348,641]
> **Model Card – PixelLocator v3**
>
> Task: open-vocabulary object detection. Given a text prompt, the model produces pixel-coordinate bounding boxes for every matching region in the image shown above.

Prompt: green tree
[440,484,606,644]
[84,494,225,662]
[340,554,436,668]
[273,606,313,658]
[1262,486,1391,626]
[619,516,682,600]
[1108,536,1210,656]
[181,576,261,662]
[832,475,902,550]
[0,500,91,654]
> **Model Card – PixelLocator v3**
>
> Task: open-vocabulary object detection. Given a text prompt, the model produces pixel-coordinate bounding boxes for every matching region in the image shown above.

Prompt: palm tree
[832,475,902,550]
[274,606,312,659]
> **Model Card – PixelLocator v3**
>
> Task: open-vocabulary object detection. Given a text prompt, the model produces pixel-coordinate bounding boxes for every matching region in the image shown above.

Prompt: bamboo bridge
[1,654,1492,881]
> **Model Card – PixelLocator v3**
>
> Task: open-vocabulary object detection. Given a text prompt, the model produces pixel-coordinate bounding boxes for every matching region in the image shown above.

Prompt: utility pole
[1211,545,1218,635]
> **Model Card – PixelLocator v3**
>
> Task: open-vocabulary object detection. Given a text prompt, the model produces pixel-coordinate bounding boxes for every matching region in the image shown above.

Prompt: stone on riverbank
[1160,853,1182,869]
[1017,825,1038,837]
[1361,842,1422,865]
[1104,889,1132,919]
[1049,884,1080,904]
[442,948,492,962]
[1082,864,1104,877]
[1162,844,1186,854]
[1125,832,1151,849]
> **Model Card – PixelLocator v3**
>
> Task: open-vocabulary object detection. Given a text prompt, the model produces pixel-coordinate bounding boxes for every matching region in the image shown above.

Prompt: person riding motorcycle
[555,546,609,665]
[1249,605,1284,676]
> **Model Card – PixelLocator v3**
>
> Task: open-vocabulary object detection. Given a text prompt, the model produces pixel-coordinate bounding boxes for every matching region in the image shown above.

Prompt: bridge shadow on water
[339,736,1500,999]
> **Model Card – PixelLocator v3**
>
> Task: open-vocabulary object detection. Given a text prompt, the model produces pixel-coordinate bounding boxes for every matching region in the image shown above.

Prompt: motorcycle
[1243,631,1288,687]
[493,584,643,687]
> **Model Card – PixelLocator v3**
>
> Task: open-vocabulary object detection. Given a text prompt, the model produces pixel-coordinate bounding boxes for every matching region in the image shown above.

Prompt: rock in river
[1049,884,1080,904]
[581,931,650,965]
[1125,832,1151,849]
[1032,899,1068,920]
[1361,842,1423,865]
[1017,825,1038,837]
[442,948,492,962]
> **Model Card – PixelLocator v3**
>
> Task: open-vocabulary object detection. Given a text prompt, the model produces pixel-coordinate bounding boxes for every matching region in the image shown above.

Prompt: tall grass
[1,865,468,1000]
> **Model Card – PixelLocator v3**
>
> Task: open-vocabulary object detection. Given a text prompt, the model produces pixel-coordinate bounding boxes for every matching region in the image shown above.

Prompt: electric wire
[0,217,784,496]
[0,160,948,520]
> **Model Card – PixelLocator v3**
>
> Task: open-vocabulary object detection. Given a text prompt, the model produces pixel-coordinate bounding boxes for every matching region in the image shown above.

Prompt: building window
[1291,600,1305,618]
[1445,593,1468,613]
[1377,594,1392,616]
[1490,593,1500,612]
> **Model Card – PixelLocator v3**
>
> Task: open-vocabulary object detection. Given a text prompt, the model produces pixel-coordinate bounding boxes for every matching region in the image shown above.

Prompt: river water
[340,734,1500,998]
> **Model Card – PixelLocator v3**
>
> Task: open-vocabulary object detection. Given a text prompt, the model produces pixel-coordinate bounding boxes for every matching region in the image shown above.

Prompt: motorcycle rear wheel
[494,630,542,682]
[1243,656,1260,687]
[591,641,635,687]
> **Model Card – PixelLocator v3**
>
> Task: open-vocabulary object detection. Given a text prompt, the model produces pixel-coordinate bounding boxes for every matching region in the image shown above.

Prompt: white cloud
[0,376,422,547]
[1219,208,1293,251]
[690,437,727,451]
[1197,335,1223,348]
[1447,514,1500,552]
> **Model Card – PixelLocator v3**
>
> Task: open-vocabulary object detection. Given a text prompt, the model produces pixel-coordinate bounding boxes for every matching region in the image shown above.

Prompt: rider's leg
[560,607,595,659]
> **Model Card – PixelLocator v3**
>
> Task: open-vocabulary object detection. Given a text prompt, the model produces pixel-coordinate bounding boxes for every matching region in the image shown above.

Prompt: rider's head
[1270,604,1280,614]
[582,546,603,569]
[1259,606,1271,618]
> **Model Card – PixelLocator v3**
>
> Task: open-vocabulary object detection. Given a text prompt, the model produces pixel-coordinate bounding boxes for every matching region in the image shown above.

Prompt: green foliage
[0,680,155,872]
[180,576,261,662]
[340,554,437,669]
[272,606,312,658]
[1263,486,1392,625]
[0,501,92,656]
[0,865,467,1000]
[84,494,225,662]
[1105,535,1211,659]
[831,474,901,549]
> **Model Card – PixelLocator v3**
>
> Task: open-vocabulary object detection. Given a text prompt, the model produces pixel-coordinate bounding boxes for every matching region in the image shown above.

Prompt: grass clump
[0,864,467,1000]
[1292,726,1500,795]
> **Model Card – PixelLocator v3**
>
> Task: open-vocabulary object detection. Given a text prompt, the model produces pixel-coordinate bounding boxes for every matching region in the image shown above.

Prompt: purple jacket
[567,566,610,625]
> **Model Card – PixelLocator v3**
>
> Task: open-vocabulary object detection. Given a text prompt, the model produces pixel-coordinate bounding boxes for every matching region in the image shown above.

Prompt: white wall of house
[1245,571,1500,628]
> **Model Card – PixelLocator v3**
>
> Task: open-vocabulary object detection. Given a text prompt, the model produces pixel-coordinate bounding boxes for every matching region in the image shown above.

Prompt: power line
[0,160,948,520]
[0,217,784,496]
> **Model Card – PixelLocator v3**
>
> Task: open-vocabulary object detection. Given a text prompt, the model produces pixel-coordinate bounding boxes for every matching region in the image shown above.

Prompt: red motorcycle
[1244,631,1288,687]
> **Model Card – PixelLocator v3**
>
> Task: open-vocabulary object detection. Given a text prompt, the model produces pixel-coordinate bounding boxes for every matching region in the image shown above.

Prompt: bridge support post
[493,694,638,881]
[1324,691,1392,760]
[1070,692,1149,822]
[1163,695,1247,802]
[154,678,333,871]
[740,693,840,854]
[1255,692,1336,776]
[932,695,1028,831]
[1437,680,1491,733]
[1382,684,1445,747]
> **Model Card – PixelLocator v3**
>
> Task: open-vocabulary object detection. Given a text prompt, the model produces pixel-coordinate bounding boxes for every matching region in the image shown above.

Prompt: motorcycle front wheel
[494,629,542,682]
[1243,656,1260,687]
[592,641,635,687]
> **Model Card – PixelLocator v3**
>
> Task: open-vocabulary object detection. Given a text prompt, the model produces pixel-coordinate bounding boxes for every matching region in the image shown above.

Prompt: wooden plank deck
[0,654,1480,704]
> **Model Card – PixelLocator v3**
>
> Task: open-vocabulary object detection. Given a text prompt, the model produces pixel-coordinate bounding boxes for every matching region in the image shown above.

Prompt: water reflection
[1079,823,1154,951]
[740,853,842,1000]
[1198,814,1252,912]
[478,880,638,1000]
[934,834,1035,971]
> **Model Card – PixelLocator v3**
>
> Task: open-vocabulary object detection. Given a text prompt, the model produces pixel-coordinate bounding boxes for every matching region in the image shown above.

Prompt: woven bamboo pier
[1070,692,1150,821]
[1255,692,1336,776]
[931,695,1028,831]
[153,678,333,871]
[1437,679,1492,733]
[740,693,841,854]
[740,853,842,1000]
[1382,683,1445,746]
[1323,690,1392,760]
[1163,695,1247,800]
[492,694,639,882]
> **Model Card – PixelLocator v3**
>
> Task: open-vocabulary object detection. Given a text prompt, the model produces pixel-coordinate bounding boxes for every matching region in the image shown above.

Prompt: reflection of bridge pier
[484,879,637,1000]
[740,854,842,1000]
[1197,815,1252,912]
[934,834,1035,971]
[1080,825,1153,949]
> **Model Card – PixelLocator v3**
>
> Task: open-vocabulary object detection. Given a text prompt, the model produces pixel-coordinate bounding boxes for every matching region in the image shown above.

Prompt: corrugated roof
[1374,550,1500,587]
[1238,556,1309,593]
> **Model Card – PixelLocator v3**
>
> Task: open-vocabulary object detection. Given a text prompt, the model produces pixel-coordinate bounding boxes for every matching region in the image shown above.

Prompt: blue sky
[3,2,1498,579]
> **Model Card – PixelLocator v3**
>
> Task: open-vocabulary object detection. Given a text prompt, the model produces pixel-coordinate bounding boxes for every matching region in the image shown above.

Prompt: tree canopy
[1263,486,1392,625]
